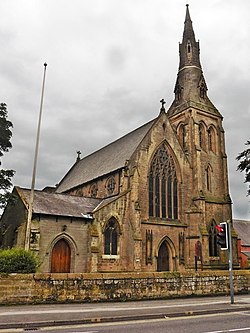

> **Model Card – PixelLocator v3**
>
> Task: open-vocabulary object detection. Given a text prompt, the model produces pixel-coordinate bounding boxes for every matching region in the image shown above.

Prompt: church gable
[124,110,192,224]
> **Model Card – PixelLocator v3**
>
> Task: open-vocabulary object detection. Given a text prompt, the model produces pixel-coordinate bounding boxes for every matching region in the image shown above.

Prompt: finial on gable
[160,99,166,113]
[76,150,81,162]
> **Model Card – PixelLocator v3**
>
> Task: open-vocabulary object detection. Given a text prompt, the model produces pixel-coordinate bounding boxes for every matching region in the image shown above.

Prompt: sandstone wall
[0,271,249,305]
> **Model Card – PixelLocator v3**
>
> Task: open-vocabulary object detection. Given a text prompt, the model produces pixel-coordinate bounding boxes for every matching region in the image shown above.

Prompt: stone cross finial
[160,98,166,112]
[76,150,81,162]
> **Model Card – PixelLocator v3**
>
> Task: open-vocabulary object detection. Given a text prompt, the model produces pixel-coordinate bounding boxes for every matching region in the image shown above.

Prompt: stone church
[0,5,238,273]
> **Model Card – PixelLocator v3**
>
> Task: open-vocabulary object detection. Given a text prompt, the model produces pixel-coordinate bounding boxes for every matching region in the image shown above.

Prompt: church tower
[167,5,235,269]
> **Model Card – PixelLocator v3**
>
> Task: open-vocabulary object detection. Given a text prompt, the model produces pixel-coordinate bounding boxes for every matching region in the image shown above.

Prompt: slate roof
[233,219,250,246]
[56,118,155,193]
[17,187,102,218]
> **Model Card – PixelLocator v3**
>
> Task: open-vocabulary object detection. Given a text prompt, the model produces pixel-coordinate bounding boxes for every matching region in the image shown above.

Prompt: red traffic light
[216,222,228,250]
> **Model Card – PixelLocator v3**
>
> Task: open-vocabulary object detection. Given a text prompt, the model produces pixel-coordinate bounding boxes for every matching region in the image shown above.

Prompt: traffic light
[216,222,228,250]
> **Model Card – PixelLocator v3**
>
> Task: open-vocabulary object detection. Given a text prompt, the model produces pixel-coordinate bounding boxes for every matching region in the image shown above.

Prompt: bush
[0,248,40,273]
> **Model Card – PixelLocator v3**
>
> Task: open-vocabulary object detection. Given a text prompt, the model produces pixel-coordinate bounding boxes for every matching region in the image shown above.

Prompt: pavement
[0,294,250,331]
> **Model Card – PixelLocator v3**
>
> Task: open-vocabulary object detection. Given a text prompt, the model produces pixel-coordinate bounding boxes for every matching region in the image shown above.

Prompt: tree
[236,140,250,196]
[0,103,15,209]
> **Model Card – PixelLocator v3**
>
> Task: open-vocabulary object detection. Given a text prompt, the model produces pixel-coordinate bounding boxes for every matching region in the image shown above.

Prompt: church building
[0,5,238,273]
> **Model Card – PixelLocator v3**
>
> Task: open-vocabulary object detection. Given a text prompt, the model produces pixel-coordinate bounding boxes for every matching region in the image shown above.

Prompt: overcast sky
[0,0,249,220]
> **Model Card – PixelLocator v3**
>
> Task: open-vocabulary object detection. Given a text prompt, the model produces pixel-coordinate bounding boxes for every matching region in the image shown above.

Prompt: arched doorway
[157,240,170,271]
[51,239,71,273]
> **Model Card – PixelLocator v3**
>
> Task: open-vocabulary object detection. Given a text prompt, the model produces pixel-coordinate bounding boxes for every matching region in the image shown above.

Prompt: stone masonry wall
[0,271,249,305]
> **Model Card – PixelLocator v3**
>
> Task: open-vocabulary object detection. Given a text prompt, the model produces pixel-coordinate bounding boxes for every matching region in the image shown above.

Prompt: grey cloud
[1,0,249,219]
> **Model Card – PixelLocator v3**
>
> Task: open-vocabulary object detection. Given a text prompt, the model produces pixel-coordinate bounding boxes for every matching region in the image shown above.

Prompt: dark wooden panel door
[157,241,169,271]
[51,239,71,273]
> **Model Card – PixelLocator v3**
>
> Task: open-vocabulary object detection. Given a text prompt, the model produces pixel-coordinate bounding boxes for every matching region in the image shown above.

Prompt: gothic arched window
[208,220,218,257]
[148,143,178,219]
[104,218,119,255]
[178,124,186,149]
[208,126,216,153]
[199,122,206,150]
[206,164,213,192]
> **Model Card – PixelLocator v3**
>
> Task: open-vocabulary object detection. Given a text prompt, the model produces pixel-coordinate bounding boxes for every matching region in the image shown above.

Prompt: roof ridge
[79,116,156,162]
[56,116,157,193]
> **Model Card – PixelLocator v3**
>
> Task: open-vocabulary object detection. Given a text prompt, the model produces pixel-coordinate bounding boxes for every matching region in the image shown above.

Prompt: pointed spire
[167,5,221,118]
[185,4,191,23]
[179,4,201,70]
[182,4,196,45]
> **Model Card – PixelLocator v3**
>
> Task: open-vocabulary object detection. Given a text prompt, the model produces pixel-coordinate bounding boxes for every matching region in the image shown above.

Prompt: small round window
[106,177,116,195]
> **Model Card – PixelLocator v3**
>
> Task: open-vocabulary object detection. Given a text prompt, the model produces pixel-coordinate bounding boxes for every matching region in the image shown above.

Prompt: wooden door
[157,241,169,271]
[51,239,71,273]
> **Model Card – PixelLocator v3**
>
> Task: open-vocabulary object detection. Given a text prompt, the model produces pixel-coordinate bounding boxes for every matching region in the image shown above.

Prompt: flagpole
[25,63,47,251]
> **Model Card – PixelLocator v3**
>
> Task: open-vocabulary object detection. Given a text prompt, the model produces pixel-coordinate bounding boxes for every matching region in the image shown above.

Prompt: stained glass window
[148,143,178,219]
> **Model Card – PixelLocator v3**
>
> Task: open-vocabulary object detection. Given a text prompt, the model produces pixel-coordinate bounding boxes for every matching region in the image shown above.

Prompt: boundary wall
[0,271,249,305]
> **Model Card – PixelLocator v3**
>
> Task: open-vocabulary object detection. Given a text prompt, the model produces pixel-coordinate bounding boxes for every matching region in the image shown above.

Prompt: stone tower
[167,5,234,268]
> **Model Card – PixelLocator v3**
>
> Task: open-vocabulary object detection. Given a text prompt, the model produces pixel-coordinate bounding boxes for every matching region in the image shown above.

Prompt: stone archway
[157,240,170,271]
[157,237,177,272]
[51,238,71,273]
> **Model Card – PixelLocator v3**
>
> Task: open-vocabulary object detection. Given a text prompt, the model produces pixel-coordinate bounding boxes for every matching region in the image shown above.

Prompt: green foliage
[0,103,13,156]
[236,140,250,196]
[0,103,15,209]
[0,248,40,273]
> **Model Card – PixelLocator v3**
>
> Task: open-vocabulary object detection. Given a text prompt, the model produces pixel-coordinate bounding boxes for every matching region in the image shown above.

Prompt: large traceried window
[104,218,119,255]
[149,143,178,219]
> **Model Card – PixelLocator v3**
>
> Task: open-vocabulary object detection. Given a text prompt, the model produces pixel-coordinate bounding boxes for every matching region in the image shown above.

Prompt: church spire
[179,4,201,70]
[167,5,221,118]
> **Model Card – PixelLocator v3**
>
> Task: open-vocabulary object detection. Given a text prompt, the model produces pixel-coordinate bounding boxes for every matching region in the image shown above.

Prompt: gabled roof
[16,187,102,218]
[56,118,155,193]
[233,219,250,246]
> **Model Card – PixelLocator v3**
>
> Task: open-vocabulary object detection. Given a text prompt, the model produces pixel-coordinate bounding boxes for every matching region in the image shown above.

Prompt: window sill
[102,254,120,260]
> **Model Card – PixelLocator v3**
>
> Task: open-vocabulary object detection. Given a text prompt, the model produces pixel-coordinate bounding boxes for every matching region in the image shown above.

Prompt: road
[3,310,250,333]
[0,295,250,332]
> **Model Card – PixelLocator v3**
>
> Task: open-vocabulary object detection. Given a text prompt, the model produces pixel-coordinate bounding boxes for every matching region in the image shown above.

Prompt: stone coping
[0,270,249,280]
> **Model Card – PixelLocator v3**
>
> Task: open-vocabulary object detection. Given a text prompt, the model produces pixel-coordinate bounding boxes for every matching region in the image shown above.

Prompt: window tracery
[106,177,116,195]
[90,184,98,198]
[148,143,178,219]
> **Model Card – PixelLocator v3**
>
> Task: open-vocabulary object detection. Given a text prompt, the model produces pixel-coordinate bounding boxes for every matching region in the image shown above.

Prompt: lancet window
[199,122,206,150]
[178,123,186,149]
[149,143,178,219]
[208,126,216,153]
[104,218,119,255]
[208,220,218,257]
[206,164,212,192]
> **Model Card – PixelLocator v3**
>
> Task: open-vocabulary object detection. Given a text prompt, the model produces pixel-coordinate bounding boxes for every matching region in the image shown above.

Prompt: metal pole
[24,63,47,251]
[228,221,234,304]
